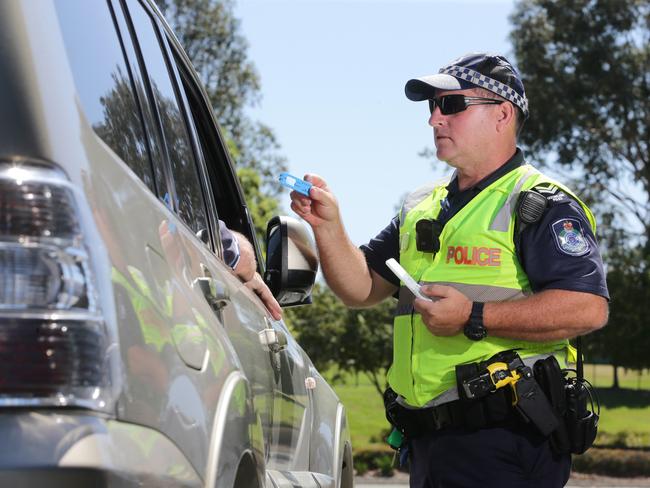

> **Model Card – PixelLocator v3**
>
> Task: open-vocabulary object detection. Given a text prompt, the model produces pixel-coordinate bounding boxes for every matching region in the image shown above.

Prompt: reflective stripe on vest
[388,164,595,407]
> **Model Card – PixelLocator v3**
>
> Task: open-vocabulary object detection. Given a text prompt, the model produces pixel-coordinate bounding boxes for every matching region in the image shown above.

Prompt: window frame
[110,0,174,207]
[157,30,223,256]
[118,0,214,250]
[159,15,265,270]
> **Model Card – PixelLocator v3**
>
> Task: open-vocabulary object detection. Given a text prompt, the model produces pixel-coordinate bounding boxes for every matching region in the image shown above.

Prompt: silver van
[0,1,353,487]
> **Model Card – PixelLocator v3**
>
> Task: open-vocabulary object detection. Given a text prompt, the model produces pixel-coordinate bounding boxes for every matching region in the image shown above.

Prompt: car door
[269,320,312,469]
[121,0,282,463]
[158,25,313,470]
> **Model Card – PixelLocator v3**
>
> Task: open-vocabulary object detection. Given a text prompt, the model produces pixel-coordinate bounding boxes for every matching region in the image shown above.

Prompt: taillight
[0,163,111,409]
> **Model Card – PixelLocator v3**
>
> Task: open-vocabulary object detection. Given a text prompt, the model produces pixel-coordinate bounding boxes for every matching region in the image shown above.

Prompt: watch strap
[470,301,484,324]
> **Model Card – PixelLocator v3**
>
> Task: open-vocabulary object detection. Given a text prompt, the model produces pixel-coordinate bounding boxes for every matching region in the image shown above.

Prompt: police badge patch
[551,218,590,256]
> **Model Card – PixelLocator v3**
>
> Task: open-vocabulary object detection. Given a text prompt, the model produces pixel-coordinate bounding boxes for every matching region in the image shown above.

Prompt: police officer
[290,52,609,487]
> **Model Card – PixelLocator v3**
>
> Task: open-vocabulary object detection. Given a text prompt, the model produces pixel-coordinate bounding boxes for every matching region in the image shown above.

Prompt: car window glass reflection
[125,0,209,235]
[54,0,155,192]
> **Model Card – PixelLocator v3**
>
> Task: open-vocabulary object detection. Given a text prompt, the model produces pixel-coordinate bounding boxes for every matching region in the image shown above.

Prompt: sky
[235,0,516,246]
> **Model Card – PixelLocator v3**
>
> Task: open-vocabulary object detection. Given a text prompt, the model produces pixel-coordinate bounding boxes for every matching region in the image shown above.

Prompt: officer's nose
[429,106,444,127]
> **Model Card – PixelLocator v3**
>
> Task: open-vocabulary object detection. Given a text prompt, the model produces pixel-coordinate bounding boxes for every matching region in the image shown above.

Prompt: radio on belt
[279,172,313,197]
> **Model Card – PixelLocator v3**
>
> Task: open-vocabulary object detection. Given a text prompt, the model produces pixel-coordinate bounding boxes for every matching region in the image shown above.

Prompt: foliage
[353,447,401,476]
[155,0,257,131]
[573,447,650,477]
[342,301,395,396]
[376,455,396,477]
[155,0,287,198]
[284,284,348,368]
[353,460,369,476]
[596,431,650,450]
[94,68,153,190]
[509,0,650,246]
[285,284,395,397]
[587,250,650,372]
[236,167,279,240]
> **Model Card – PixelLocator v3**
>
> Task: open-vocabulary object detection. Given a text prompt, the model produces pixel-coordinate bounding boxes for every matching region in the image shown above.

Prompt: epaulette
[532,183,571,204]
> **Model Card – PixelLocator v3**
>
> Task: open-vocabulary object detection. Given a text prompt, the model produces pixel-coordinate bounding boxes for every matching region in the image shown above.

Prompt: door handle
[193,277,230,310]
[258,328,288,353]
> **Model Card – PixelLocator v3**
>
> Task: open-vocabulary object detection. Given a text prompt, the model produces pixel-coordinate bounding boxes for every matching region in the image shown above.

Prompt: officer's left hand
[413,284,472,336]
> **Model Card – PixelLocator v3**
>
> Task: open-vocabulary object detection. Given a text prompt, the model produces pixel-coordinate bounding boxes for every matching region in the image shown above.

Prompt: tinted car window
[125,0,208,235]
[55,0,155,192]
[171,51,252,244]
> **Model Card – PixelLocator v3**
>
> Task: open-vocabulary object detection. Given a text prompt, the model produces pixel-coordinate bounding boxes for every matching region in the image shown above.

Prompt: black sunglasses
[428,95,504,115]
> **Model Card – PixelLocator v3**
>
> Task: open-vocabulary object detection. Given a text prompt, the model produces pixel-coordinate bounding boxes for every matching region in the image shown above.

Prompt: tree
[509,0,649,250]
[155,0,287,200]
[342,301,395,397]
[94,68,153,190]
[585,245,650,387]
[284,284,350,374]
[236,167,280,240]
[155,0,258,134]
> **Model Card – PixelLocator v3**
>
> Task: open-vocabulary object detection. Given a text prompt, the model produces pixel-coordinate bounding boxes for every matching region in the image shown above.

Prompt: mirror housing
[264,216,318,307]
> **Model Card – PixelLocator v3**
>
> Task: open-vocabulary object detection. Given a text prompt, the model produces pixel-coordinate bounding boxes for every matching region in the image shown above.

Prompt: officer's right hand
[289,174,340,228]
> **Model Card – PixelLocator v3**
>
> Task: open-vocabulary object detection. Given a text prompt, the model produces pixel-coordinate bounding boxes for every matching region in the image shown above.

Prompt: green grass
[583,365,650,444]
[330,374,389,450]
[583,364,650,390]
[327,365,650,452]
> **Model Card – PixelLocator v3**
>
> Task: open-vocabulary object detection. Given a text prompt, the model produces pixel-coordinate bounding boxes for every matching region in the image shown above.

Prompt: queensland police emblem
[551,218,590,256]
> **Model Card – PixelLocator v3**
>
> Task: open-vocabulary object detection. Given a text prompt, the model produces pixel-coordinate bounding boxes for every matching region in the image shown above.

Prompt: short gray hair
[472,87,525,136]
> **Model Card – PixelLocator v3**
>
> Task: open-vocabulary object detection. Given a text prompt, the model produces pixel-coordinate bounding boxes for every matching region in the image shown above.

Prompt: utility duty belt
[456,350,558,437]
[384,349,599,455]
[384,350,546,439]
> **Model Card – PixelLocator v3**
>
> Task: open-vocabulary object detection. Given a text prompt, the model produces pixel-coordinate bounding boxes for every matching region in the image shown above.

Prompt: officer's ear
[495,101,516,135]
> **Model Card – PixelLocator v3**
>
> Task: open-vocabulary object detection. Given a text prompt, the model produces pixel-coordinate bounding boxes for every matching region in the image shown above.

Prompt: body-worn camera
[416,219,443,253]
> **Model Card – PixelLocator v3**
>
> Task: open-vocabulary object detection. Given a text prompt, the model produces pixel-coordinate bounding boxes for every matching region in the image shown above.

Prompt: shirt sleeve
[360,216,401,287]
[218,220,241,269]
[518,194,609,299]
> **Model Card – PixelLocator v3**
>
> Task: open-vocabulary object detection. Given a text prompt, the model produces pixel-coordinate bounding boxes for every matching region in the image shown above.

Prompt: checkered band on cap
[440,65,529,115]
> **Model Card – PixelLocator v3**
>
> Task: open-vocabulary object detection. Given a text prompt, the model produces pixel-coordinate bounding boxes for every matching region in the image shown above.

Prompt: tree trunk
[612,364,620,389]
[366,371,385,400]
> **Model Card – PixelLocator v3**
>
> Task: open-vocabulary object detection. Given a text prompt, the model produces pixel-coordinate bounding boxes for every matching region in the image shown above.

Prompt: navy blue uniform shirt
[361,149,609,299]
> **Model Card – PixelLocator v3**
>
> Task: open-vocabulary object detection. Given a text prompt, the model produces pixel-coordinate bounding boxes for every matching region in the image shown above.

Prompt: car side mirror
[264,216,318,307]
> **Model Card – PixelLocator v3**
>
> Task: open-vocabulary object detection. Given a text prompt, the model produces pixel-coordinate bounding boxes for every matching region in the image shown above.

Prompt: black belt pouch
[383,387,422,439]
[533,356,571,453]
[456,363,488,430]
[565,379,599,454]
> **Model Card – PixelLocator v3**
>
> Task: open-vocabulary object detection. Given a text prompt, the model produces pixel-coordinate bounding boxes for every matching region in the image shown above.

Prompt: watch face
[464,323,487,341]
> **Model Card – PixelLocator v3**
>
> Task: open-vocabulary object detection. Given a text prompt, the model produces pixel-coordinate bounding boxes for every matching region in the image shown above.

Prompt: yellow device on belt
[486,362,522,404]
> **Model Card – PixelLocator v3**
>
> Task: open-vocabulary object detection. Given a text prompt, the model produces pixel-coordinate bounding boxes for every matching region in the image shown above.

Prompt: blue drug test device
[279,172,313,197]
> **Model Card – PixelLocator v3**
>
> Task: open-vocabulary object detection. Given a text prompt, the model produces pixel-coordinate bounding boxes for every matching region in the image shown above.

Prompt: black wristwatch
[464,302,487,341]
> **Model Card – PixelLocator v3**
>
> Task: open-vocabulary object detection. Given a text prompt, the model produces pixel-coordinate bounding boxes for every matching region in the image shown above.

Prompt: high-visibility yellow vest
[112,266,171,352]
[388,164,595,407]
